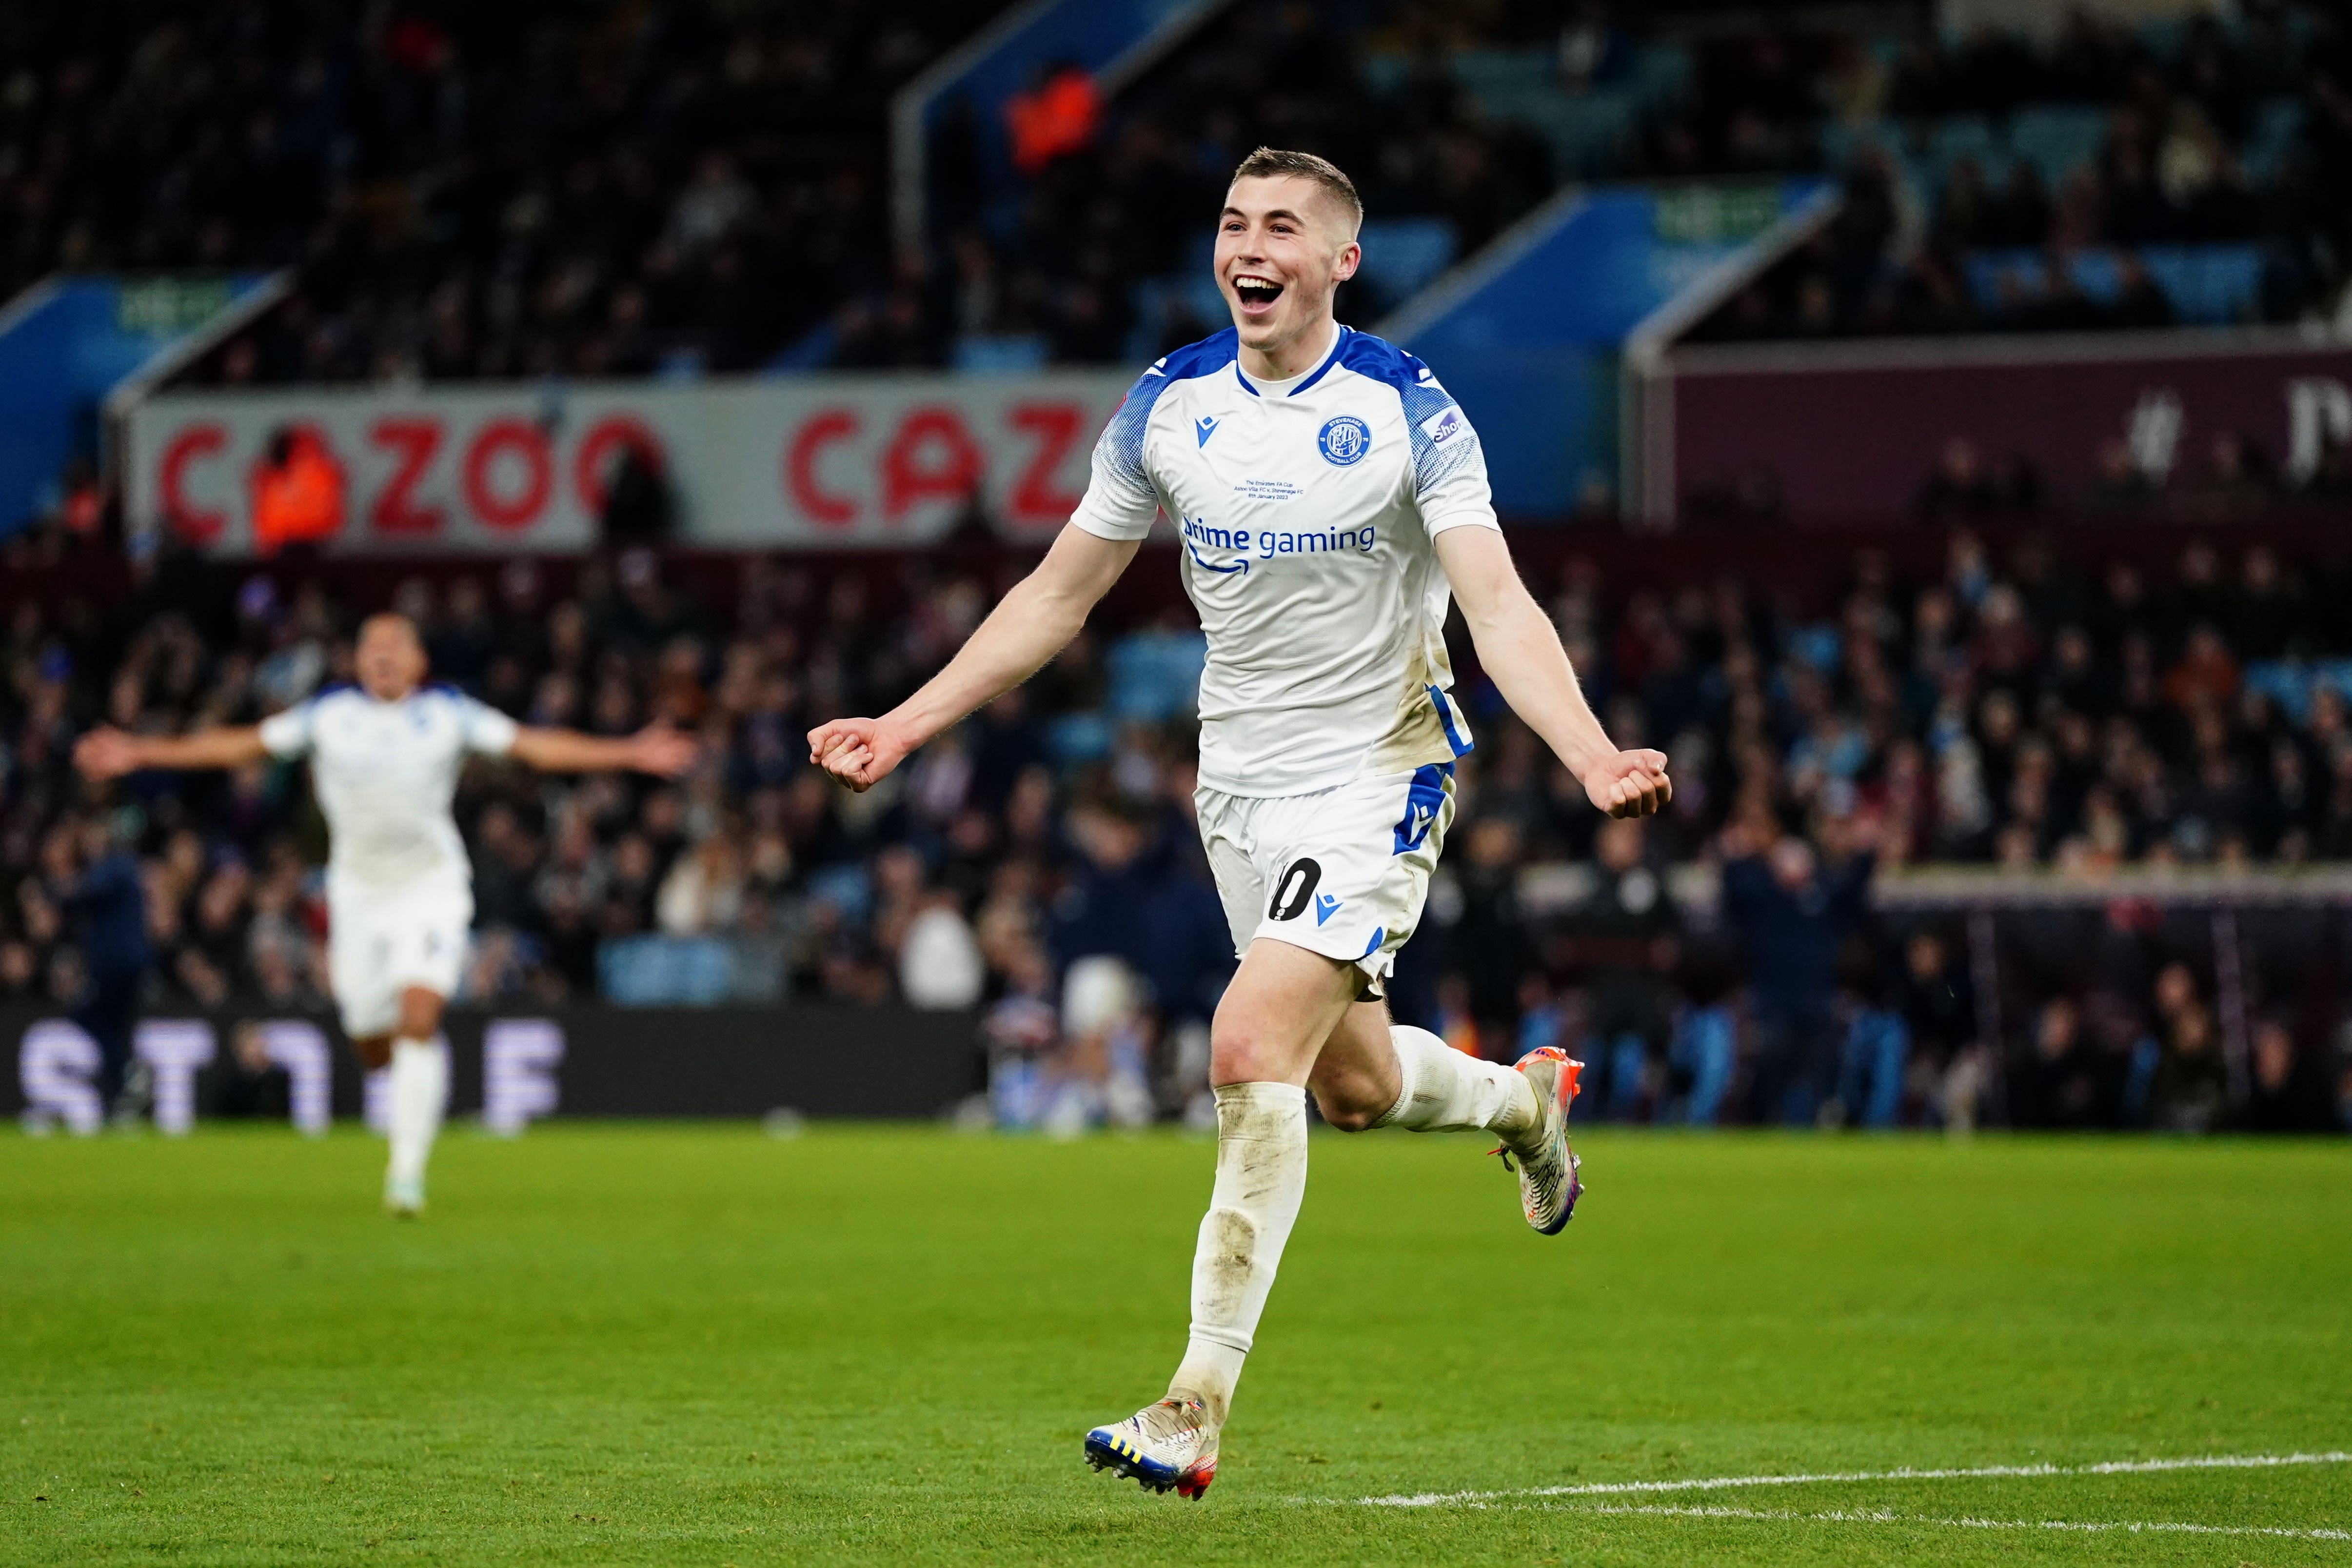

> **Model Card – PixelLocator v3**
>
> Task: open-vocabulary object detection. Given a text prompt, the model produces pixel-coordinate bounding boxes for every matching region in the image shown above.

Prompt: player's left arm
[506,723,696,776]
[1433,525,1670,819]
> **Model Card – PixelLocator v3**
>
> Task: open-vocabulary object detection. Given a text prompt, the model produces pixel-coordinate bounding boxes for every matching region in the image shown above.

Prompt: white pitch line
[1359,1449,2352,1508]
[1552,1502,2352,1543]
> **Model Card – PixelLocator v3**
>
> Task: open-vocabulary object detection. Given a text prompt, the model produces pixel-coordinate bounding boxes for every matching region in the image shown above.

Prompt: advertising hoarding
[124,372,1132,554]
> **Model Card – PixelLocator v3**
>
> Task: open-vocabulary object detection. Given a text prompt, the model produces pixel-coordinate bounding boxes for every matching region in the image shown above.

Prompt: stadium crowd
[4,530,2349,1133]
[21,0,2352,407]
[1685,2,2349,338]
[2,0,1001,380]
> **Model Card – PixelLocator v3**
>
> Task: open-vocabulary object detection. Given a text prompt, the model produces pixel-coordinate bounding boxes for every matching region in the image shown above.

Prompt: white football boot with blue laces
[1084,1395,1218,1499]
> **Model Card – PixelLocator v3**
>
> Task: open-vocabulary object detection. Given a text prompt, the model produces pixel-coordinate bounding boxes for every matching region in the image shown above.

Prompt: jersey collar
[1234,322,1348,398]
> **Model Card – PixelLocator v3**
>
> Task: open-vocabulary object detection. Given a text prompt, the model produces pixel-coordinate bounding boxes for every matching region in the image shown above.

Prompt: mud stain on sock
[1194,1207,1258,1320]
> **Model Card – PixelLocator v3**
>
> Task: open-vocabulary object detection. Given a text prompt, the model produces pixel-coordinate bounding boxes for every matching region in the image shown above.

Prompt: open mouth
[1232,274,1284,315]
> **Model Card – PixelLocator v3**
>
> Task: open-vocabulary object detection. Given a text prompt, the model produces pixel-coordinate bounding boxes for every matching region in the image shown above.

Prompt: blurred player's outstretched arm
[508,723,695,776]
[1434,526,1670,819]
[808,525,1140,792]
[77,719,692,780]
[75,725,269,779]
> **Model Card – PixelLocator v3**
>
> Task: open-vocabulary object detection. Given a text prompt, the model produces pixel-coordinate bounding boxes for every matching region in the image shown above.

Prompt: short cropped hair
[1229,146,1362,234]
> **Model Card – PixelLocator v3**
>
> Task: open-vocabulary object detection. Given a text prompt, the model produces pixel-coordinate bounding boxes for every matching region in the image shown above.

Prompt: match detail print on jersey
[1072,323,1500,799]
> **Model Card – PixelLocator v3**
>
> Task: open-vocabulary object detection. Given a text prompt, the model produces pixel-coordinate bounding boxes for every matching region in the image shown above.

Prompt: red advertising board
[1646,328,2352,522]
[124,373,1133,554]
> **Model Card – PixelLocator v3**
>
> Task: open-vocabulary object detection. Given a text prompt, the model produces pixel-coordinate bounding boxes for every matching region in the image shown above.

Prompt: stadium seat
[2007,106,2109,188]
[599,936,736,1007]
[951,334,1051,374]
[1357,218,1459,305]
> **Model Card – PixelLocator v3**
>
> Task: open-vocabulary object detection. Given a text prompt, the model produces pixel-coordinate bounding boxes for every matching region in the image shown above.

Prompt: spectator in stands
[1720,816,1877,1124]
[1564,816,1680,1119]
[53,814,153,1122]
[250,428,344,559]
[1833,939,1908,1129]
[1917,437,1997,522]
[1892,928,1975,1122]
[208,1021,292,1123]
[1005,61,1101,174]
[2244,1016,2336,1132]
[2148,962,2230,1133]
[10,520,2352,1136]
[2012,993,2102,1128]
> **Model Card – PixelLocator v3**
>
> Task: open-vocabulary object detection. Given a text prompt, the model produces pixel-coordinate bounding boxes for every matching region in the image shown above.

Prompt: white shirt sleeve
[257,700,316,760]
[1403,375,1501,537]
[455,694,520,756]
[1068,374,1166,542]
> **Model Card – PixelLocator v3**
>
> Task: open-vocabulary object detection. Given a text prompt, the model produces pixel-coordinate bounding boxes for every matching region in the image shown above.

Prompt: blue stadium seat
[1928,115,1998,177]
[599,935,736,1007]
[2007,105,2108,187]
[2244,660,2352,724]
[951,334,1049,374]
[1961,243,2265,325]
[2242,96,2308,183]
[1107,628,1208,724]
[1357,218,1459,302]
[2140,244,2265,324]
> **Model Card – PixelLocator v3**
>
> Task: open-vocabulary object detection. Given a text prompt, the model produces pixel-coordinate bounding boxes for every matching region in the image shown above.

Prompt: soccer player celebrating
[75,612,694,1213]
[807,148,1668,1498]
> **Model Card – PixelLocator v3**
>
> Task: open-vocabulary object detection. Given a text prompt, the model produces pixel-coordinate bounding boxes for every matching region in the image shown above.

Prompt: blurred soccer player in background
[809,147,1668,1499]
[76,614,695,1214]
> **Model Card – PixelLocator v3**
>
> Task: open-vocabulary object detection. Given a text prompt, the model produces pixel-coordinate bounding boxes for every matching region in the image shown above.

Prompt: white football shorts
[326,874,474,1039]
[1195,763,1458,989]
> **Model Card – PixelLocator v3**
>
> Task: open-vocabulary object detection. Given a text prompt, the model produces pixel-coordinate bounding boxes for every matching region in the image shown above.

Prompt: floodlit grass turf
[1,1126,2347,1567]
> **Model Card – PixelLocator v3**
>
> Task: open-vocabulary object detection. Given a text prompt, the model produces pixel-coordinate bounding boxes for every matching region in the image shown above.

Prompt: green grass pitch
[2,1124,2347,1566]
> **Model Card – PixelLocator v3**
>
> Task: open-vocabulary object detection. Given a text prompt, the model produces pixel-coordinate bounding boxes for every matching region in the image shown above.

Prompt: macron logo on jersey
[1196,415,1219,448]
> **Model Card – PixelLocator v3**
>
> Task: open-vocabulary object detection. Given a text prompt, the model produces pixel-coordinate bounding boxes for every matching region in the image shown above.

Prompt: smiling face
[1214,173,1360,372]
[356,613,429,702]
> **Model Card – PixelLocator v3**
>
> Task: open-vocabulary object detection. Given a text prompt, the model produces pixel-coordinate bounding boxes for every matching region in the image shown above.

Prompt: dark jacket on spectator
[66,849,151,978]
[1721,850,1876,1026]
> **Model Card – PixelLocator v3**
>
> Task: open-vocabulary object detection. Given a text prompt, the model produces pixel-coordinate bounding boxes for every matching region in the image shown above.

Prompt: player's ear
[1331,238,1361,283]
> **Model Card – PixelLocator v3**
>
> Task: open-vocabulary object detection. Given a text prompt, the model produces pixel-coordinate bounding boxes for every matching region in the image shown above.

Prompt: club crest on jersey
[1317,415,1372,467]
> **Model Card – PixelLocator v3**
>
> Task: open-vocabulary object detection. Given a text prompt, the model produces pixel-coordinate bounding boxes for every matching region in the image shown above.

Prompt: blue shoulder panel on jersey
[312,681,358,698]
[1329,330,1475,491]
[1098,329,1241,487]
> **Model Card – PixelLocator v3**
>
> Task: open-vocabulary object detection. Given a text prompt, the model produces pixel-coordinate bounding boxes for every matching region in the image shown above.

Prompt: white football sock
[1168,1082,1307,1428]
[1375,1024,1539,1139]
[386,1037,448,1190]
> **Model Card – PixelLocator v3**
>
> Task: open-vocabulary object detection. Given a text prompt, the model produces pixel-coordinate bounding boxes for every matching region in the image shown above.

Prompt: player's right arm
[75,725,269,779]
[808,524,1139,792]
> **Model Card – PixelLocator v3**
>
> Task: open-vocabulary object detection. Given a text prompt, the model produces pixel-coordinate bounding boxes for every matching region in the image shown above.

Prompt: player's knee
[396,987,444,1040]
[1311,1086,1383,1133]
[352,1035,393,1072]
[1208,1016,1285,1086]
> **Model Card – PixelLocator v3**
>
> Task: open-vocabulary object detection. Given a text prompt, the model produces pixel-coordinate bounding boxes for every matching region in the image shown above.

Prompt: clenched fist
[806,717,912,794]
[1581,749,1672,819]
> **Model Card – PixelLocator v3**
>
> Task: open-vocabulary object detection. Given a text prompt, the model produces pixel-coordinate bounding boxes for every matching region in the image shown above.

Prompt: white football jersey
[258,684,518,892]
[1071,323,1497,797]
